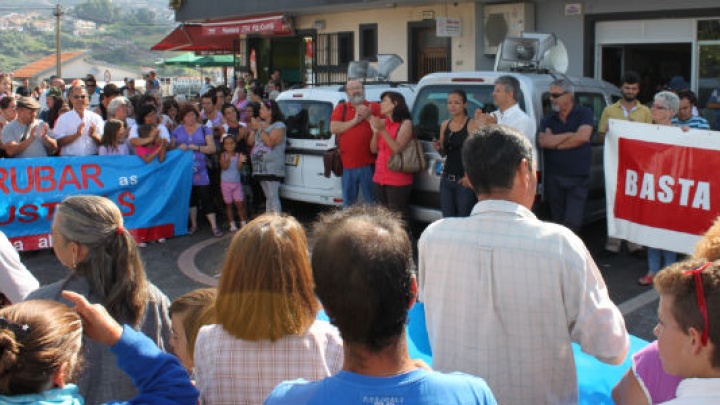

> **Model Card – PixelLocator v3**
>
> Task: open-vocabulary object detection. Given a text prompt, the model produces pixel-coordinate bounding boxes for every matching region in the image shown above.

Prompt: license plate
[285,154,299,166]
[435,161,443,175]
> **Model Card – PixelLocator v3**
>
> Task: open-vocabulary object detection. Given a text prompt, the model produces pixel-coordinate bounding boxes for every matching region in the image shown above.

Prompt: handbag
[387,137,426,173]
[323,146,343,177]
[323,102,347,178]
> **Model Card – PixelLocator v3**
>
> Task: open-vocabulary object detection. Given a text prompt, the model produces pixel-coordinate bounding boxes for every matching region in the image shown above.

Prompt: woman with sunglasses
[250,99,286,213]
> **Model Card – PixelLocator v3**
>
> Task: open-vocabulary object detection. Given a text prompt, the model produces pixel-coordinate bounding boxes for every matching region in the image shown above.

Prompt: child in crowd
[135,124,168,246]
[219,135,247,231]
[0,292,198,405]
[135,124,167,163]
[168,288,217,377]
[0,74,11,100]
[99,119,130,156]
[652,259,720,404]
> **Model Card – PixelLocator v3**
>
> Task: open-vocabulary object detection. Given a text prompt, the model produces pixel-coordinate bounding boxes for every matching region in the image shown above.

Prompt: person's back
[267,368,495,405]
[267,205,497,405]
[419,206,625,403]
[418,125,629,404]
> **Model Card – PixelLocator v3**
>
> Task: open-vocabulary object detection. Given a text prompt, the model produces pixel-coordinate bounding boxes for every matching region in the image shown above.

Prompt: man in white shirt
[53,83,105,156]
[476,75,536,161]
[418,125,629,405]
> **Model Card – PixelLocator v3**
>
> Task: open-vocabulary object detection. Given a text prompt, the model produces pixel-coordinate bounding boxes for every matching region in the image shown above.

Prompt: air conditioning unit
[483,2,535,55]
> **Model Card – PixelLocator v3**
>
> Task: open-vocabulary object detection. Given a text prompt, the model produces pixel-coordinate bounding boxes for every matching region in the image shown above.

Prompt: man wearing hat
[1,97,56,158]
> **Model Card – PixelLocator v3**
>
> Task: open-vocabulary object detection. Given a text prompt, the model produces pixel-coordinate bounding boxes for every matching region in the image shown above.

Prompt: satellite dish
[376,54,403,80]
[540,39,568,74]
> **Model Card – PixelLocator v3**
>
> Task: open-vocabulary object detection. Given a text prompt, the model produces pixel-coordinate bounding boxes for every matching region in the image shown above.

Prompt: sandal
[188,226,198,235]
[637,274,654,286]
[212,228,224,238]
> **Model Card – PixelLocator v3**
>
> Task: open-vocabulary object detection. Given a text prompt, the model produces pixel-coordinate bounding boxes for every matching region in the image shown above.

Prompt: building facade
[167,0,719,109]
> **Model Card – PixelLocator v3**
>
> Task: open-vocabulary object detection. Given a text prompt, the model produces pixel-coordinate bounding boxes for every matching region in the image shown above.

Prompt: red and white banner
[605,119,720,254]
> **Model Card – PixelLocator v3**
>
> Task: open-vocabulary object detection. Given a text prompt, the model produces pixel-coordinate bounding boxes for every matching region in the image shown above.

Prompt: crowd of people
[1,127,720,404]
[2,68,720,404]
[0,70,293,240]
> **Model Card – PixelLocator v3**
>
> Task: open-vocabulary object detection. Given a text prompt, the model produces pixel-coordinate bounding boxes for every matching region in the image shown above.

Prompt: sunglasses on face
[73,95,87,99]
[549,92,567,99]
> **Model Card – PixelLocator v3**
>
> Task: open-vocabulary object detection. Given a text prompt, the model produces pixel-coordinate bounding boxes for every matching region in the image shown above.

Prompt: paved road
[19,203,661,341]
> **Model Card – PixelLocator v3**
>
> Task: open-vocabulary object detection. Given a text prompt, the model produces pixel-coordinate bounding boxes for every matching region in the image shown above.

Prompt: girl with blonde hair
[194,213,343,404]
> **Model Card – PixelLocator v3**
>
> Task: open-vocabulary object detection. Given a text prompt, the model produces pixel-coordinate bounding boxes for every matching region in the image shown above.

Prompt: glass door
[697,19,720,129]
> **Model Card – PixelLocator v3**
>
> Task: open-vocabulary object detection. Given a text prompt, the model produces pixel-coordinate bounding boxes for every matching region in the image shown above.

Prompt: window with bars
[316,31,353,85]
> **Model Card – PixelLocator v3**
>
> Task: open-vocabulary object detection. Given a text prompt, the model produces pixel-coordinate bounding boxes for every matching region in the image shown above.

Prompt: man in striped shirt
[672,90,710,130]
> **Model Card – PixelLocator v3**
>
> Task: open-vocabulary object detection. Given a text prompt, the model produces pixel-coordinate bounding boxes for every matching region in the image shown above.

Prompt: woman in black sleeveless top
[433,89,480,217]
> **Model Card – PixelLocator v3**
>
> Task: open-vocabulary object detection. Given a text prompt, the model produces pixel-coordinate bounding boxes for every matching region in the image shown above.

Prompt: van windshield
[412,84,526,142]
[278,100,334,140]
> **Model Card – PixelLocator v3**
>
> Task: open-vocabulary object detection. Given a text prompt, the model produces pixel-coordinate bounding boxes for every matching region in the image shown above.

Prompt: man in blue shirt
[538,78,595,233]
[265,206,497,405]
[673,90,711,130]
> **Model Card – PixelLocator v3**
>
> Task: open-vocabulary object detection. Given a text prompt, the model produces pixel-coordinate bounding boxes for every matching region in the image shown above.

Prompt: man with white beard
[329,80,381,206]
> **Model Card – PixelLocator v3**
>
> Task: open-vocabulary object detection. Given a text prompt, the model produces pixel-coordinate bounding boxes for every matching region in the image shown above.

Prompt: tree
[74,0,118,25]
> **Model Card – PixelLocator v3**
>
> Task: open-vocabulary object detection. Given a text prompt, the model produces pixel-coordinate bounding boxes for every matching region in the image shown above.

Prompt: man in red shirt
[330,80,381,206]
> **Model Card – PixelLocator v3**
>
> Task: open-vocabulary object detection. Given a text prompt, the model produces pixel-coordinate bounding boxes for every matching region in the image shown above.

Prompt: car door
[279,98,341,204]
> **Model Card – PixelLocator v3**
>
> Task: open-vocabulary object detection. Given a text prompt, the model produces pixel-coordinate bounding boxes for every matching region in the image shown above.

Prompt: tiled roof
[13,51,86,79]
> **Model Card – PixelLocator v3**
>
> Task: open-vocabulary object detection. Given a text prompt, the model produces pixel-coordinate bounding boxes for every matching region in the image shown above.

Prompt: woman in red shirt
[370,91,414,222]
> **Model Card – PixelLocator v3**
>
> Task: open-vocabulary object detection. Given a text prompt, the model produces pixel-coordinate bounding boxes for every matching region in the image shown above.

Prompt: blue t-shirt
[540,104,594,176]
[265,369,497,405]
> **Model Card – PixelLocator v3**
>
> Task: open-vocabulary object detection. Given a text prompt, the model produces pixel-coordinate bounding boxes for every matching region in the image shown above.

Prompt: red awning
[151,14,293,53]
[202,15,293,36]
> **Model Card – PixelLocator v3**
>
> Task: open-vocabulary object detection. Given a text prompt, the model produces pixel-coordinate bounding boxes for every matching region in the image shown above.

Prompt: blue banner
[0,150,193,251]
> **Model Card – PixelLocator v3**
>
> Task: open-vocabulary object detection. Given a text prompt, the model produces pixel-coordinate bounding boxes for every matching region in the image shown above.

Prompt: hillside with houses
[0,0,180,74]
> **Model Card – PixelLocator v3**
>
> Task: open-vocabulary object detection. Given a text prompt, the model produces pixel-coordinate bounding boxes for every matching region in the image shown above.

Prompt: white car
[277,84,415,206]
[410,71,620,223]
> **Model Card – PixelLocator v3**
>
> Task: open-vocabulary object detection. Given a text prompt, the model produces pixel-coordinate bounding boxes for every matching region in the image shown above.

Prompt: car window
[576,92,606,132]
[540,91,608,144]
[277,100,334,140]
[413,84,514,142]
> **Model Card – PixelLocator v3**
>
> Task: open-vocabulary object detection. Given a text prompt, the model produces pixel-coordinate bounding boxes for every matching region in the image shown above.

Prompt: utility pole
[53,3,63,78]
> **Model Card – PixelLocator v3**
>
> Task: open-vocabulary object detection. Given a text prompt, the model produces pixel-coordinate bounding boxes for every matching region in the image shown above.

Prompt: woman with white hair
[107,96,136,129]
[637,90,681,286]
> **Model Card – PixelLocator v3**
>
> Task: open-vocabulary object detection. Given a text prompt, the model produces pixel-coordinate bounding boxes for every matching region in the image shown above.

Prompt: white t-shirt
[52,109,105,156]
[0,231,39,303]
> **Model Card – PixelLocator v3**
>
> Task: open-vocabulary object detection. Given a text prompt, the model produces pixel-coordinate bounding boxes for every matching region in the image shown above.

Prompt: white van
[277,84,415,206]
[409,71,620,223]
